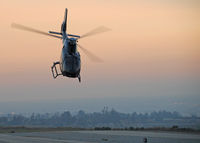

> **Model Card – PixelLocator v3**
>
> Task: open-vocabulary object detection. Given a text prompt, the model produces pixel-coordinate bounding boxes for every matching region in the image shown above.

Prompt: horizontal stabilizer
[49,31,62,35]
[68,34,80,38]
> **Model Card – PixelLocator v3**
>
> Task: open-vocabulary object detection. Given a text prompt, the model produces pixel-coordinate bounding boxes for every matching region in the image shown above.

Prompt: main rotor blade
[80,26,111,39]
[11,23,62,39]
[78,44,103,62]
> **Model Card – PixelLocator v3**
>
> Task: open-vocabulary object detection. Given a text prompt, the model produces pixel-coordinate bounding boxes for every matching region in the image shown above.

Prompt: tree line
[0,109,199,128]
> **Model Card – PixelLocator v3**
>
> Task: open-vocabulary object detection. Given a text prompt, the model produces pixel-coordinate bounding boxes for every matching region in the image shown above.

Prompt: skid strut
[51,62,62,78]
[78,74,81,82]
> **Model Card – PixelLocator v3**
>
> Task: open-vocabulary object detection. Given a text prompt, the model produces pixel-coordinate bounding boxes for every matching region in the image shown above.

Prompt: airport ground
[0,130,200,143]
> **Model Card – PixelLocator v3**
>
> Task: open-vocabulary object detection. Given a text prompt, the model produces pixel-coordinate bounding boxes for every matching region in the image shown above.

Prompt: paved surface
[0,131,200,143]
[0,134,97,143]
[77,130,200,140]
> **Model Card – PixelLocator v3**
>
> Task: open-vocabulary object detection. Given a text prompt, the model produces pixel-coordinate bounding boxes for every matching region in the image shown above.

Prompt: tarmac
[0,130,200,143]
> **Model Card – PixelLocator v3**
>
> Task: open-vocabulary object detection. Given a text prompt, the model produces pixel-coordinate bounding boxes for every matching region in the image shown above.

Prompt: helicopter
[11,8,110,82]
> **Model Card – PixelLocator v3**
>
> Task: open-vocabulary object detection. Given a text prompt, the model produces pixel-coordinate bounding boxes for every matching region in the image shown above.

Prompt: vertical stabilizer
[61,8,68,34]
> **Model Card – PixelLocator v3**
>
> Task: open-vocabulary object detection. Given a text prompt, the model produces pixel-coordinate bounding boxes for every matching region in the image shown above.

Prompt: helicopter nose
[63,61,74,73]
[63,59,80,74]
[63,62,70,72]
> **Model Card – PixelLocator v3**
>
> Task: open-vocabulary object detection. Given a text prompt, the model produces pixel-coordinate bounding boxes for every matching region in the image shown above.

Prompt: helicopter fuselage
[59,38,81,78]
[50,9,82,82]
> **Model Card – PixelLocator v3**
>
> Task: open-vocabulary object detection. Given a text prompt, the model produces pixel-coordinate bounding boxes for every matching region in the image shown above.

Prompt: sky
[0,0,200,115]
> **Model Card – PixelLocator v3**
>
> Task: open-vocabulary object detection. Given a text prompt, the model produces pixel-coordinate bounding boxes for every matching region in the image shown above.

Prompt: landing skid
[78,74,81,82]
[51,62,62,78]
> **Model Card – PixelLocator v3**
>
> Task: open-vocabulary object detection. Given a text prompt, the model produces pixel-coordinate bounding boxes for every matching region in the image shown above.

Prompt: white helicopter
[12,8,110,82]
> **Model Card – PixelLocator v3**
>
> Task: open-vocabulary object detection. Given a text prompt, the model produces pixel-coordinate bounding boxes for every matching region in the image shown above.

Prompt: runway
[0,130,200,143]
[0,134,97,143]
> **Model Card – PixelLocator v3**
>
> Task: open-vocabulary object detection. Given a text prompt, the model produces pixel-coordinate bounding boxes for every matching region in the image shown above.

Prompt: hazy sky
[0,0,199,115]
